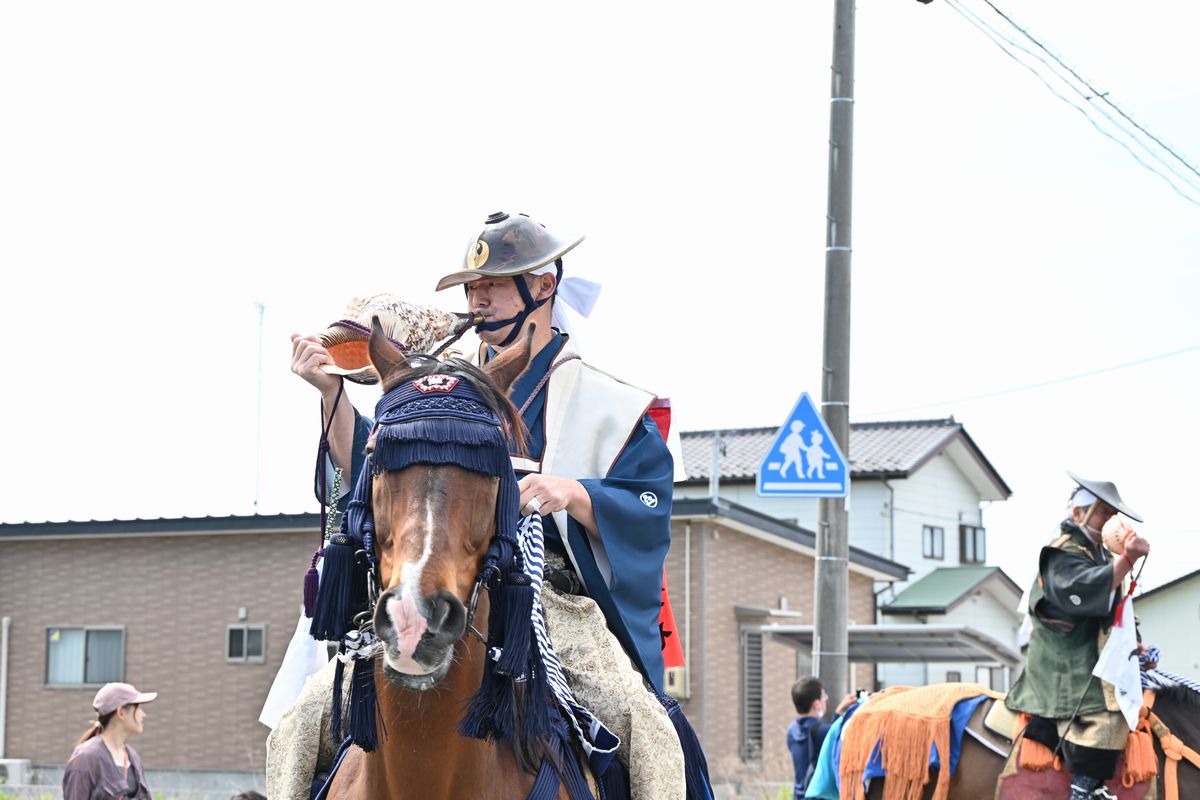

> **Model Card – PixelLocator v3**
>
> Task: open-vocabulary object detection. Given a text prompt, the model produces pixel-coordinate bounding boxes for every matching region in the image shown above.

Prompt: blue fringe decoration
[495,572,534,677]
[373,418,511,475]
[554,717,595,800]
[309,535,360,642]
[661,695,713,800]
[329,655,346,743]
[348,655,380,752]
[599,759,630,800]
[529,757,560,800]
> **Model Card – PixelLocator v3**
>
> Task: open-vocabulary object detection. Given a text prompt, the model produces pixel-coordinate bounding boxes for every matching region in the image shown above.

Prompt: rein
[1142,690,1200,800]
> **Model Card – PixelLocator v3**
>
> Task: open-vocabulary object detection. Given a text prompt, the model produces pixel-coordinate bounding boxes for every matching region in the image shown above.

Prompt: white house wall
[1136,577,1200,681]
[888,453,985,592]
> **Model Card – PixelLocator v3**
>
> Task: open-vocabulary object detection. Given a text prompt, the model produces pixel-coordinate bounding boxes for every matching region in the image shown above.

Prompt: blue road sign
[756,392,848,497]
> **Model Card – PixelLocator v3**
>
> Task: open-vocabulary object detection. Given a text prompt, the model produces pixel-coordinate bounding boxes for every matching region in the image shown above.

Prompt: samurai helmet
[435,211,585,346]
[435,211,584,291]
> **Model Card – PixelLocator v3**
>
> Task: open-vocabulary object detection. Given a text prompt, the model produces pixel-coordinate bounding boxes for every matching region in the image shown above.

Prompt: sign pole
[813,0,855,708]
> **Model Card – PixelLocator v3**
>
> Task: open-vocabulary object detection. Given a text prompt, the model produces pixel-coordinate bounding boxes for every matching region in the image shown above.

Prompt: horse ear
[368,314,412,386]
[483,322,535,395]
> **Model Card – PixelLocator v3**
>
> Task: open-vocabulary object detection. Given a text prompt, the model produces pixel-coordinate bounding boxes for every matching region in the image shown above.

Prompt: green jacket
[1005,521,1119,719]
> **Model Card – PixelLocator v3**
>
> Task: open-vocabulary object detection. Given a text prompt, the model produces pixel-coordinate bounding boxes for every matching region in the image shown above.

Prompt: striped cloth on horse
[517,512,620,774]
[839,683,1005,800]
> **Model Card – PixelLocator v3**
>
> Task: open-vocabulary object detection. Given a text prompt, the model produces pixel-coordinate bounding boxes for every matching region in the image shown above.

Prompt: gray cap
[93,682,157,715]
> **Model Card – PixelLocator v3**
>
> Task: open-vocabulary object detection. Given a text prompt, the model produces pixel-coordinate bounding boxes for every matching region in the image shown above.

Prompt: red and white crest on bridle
[412,374,461,394]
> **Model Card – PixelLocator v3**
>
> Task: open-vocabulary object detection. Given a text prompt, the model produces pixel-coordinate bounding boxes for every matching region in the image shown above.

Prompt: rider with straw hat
[1005,472,1150,800]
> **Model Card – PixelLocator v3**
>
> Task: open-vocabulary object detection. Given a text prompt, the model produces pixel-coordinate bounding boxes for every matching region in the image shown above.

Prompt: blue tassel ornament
[348,652,380,752]
[309,533,361,642]
[329,654,347,743]
[661,695,714,800]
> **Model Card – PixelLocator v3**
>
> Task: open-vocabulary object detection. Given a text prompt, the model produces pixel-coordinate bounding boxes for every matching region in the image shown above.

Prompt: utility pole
[813,0,855,706]
[254,301,265,514]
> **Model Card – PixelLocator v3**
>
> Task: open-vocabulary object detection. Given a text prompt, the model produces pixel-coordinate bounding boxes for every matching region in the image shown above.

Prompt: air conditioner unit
[0,759,32,788]
[663,666,689,699]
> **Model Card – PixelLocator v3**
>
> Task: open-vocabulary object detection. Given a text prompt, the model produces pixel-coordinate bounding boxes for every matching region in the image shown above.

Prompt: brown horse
[324,322,577,799]
[858,683,1200,800]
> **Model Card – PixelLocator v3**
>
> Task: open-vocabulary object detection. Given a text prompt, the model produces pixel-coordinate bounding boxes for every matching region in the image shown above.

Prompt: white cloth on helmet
[530,261,601,349]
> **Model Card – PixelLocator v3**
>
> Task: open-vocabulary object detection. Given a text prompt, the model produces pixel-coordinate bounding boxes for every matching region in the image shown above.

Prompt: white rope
[517,513,620,761]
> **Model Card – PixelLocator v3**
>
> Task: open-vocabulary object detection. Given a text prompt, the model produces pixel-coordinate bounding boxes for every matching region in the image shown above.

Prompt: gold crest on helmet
[468,240,489,269]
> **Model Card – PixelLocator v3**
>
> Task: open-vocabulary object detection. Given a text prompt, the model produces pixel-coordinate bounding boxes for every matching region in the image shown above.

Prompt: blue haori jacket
[336,332,675,692]
[503,333,675,691]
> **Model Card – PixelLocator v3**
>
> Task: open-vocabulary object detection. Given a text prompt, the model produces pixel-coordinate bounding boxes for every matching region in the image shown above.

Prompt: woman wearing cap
[62,682,155,800]
[1005,474,1150,800]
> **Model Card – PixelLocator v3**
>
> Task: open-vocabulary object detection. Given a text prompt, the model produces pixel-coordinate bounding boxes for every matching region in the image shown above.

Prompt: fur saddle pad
[840,684,1003,800]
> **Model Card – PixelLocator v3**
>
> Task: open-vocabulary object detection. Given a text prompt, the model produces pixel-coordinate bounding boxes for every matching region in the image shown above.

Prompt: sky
[2,1,1197,596]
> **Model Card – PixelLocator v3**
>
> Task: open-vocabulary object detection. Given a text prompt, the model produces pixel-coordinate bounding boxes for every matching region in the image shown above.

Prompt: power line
[946,0,1200,199]
[859,343,1200,417]
[941,0,1200,207]
[976,0,1200,185]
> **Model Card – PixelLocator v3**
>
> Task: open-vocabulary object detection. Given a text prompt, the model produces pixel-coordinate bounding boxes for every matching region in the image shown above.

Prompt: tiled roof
[681,418,961,482]
[883,566,1019,613]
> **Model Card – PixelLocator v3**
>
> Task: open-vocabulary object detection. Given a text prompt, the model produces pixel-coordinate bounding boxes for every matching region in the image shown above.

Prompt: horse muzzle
[373,586,467,686]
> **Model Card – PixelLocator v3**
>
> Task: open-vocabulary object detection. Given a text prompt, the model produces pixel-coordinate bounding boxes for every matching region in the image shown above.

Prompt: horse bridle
[352,384,513,651]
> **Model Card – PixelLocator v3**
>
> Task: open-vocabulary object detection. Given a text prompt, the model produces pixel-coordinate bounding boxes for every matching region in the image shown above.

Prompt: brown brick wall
[2,517,891,783]
[0,530,314,771]
[665,519,886,789]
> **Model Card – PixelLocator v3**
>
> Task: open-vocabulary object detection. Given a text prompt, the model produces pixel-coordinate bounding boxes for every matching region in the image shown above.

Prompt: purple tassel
[303,548,323,618]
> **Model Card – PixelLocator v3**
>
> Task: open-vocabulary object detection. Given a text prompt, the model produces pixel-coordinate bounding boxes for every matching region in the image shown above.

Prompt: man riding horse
[268,212,695,799]
[1004,473,1151,800]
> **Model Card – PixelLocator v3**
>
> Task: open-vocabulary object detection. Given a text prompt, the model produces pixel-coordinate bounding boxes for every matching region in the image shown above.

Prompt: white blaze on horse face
[385,495,437,672]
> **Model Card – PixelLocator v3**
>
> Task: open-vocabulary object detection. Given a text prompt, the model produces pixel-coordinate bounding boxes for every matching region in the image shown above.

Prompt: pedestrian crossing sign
[756,392,848,497]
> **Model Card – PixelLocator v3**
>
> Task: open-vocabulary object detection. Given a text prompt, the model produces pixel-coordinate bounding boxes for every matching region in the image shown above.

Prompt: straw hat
[318,294,475,384]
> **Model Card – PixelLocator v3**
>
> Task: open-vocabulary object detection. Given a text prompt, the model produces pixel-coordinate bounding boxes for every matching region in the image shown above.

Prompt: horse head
[364,316,533,690]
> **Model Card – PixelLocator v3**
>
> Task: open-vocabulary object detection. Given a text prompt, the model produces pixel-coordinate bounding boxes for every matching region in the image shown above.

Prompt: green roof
[884,566,1008,614]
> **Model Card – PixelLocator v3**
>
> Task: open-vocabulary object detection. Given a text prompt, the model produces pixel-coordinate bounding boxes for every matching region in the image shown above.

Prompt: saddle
[987,697,1155,800]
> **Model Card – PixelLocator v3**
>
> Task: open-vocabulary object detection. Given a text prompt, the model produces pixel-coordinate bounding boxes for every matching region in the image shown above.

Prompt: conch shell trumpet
[318,294,481,384]
[1101,515,1137,556]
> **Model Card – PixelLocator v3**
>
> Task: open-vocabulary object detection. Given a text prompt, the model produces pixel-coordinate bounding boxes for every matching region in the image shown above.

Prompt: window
[975,665,1005,690]
[946,670,962,682]
[46,627,124,685]
[922,525,944,560]
[740,631,763,762]
[227,625,267,663]
[960,525,986,564]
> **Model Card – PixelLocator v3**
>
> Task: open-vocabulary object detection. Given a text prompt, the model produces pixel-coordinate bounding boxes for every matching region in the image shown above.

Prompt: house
[664,497,908,792]
[0,507,909,797]
[879,565,1023,689]
[676,417,1016,690]
[1135,568,1200,681]
[0,514,318,796]
[677,418,1011,592]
